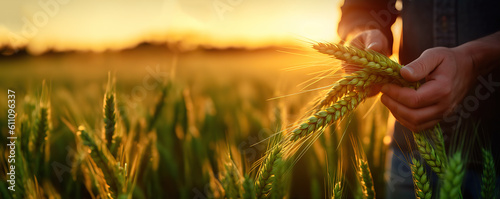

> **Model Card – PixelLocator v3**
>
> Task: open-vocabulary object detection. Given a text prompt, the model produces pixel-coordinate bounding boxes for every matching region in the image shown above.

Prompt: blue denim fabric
[385,146,500,198]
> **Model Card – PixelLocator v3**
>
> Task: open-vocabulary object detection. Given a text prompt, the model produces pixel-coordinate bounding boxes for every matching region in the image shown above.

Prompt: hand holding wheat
[380,47,475,131]
[344,29,391,97]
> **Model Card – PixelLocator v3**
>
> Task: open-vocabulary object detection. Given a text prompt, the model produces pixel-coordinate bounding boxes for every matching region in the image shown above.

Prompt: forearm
[455,31,500,77]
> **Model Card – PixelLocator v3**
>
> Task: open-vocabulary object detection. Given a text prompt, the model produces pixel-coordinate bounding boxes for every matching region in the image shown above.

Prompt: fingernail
[366,42,378,50]
[402,66,414,75]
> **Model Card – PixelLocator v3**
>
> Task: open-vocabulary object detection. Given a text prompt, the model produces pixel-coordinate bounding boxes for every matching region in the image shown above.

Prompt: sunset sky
[0,0,342,55]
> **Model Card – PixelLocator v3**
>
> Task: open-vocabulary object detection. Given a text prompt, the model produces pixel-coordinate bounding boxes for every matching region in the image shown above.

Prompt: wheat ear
[315,70,390,111]
[439,152,465,199]
[103,90,116,150]
[78,126,121,195]
[221,162,242,199]
[358,159,375,199]
[34,107,49,155]
[243,175,256,199]
[290,90,368,142]
[255,144,283,198]
[313,43,415,87]
[269,159,287,199]
[481,149,496,199]
[430,125,447,164]
[332,181,342,199]
[413,132,445,175]
[411,158,432,199]
[33,106,49,177]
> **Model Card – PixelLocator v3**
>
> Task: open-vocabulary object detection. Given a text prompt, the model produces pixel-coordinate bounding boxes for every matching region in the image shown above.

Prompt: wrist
[452,45,478,78]
[453,31,500,76]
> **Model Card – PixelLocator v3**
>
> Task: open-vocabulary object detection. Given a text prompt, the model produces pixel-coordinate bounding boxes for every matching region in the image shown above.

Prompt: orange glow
[0,0,343,55]
[390,17,403,62]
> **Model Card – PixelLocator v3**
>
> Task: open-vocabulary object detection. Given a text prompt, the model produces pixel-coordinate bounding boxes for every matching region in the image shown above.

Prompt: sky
[0,0,342,55]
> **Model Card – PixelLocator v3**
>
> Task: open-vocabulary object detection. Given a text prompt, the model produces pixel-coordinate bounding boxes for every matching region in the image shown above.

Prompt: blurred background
[0,0,400,198]
[1,0,340,55]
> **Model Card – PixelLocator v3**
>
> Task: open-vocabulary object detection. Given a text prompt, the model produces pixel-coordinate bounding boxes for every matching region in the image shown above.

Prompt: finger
[401,48,446,82]
[366,84,382,97]
[381,94,443,126]
[394,115,441,132]
[382,99,441,132]
[364,30,390,55]
[348,35,367,49]
[381,81,448,108]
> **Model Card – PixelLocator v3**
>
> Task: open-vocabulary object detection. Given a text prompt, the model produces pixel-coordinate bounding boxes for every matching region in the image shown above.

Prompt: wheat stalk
[290,90,368,142]
[481,149,496,199]
[14,138,28,198]
[117,102,131,134]
[413,132,445,175]
[147,85,168,132]
[357,159,375,199]
[411,158,432,199]
[439,152,465,199]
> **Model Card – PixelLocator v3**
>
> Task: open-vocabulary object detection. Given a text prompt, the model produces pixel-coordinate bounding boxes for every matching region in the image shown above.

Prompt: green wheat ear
[430,125,447,164]
[269,159,287,199]
[33,80,51,178]
[78,126,122,196]
[221,161,242,199]
[481,149,496,199]
[411,158,432,199]
[358,159,375,199]
[413,132,445,175]
[439,152,465,199]
[103,73,117,150]
[315,69,390,111]
[289,90,368,142]
[313,42,418,88]
[255,135,284,198]
[242,175,256,199]
[331,181,342,199]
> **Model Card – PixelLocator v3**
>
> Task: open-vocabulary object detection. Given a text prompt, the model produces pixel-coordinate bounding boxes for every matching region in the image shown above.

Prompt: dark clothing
[339,0,500,197]
[339,0,500,158]
[339,0,500,63]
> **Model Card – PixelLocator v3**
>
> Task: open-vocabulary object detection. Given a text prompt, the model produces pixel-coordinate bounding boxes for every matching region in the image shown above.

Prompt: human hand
[346,29,391,56]
[380,47,475,132]
[345,29,391,96]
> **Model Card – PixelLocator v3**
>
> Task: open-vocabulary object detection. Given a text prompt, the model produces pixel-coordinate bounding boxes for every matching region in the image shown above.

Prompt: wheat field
[0,44,497,198]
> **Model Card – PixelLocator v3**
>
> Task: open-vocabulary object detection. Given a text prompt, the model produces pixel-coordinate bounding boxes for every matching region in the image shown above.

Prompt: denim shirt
[339,0,500,170]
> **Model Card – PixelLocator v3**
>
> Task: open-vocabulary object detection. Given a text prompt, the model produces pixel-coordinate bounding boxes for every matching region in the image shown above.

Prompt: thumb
[401,49,442,82]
